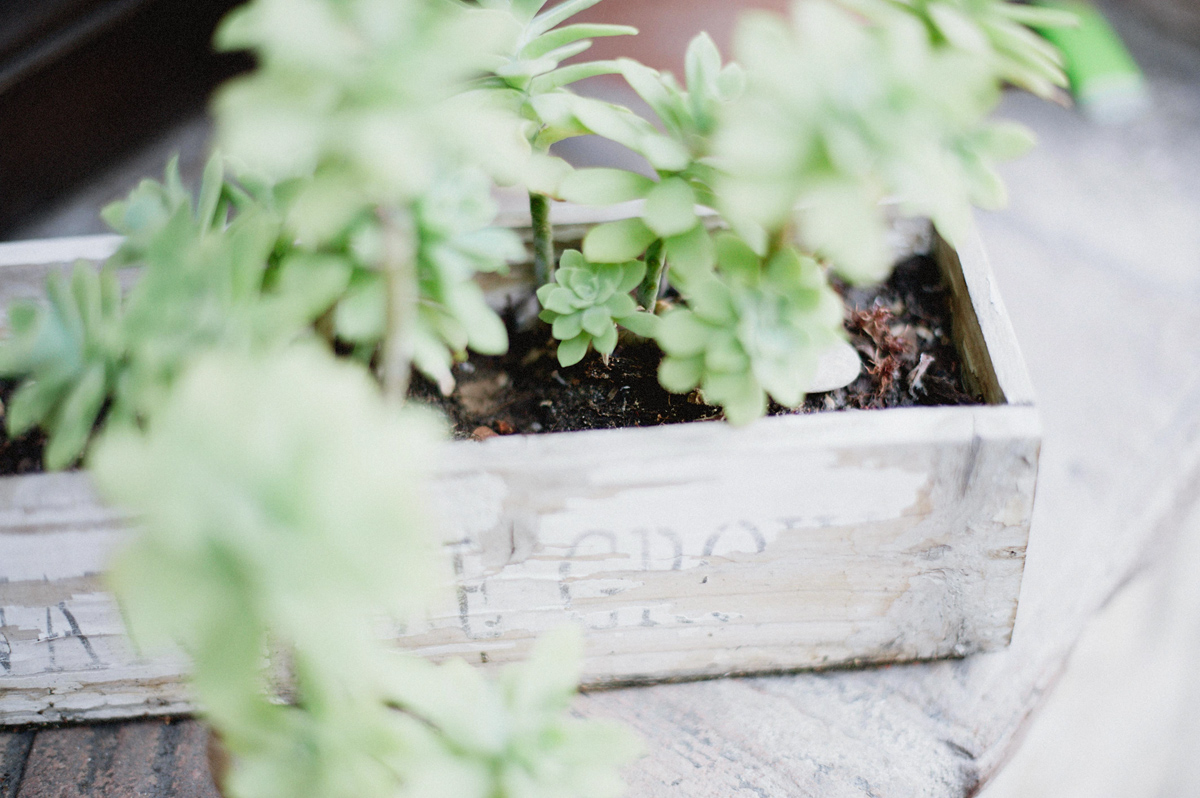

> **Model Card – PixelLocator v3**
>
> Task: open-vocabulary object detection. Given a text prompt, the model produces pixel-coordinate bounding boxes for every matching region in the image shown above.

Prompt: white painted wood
[0,235,122,267]
[937,229,1038,407]
[414,402,1039,683]
[0,212,1040,724]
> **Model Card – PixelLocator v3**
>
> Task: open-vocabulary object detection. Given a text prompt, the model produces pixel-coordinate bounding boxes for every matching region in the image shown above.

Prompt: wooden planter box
[0,215,1040,725]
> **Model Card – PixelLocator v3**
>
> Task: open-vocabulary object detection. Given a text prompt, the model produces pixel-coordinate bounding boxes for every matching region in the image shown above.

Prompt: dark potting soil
[0,253,980,471]
[0,381,48,475]
[410,253,980,441]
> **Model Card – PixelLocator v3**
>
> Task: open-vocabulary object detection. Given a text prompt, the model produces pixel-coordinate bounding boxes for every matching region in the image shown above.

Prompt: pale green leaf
[557,333,590,366]
[616,260,647,293]
[334,277,385,342]
[619,311,660,338]
[929,4,990,54]
[996,3,1078,28]
[703,334,749,374]
[552,312,583,340]
[606,292,638,318]
[964,159,1008,209]
[976,120,1037,160]
[512,0,552,24]
[276,253,352,318]
[582,218,656,262]
[638,135,691,172]
[643,178,698,238]
[541,286,579,314]
[665,226,716,283]
[559,249,587,271]
[7,377,66,437]
[45,363,106,470]
[593,320,619,354]
[559,168,654,205]
[529,0,605,38]
[529,60,623,93]
[714,232,761,284]
[685,32,722,121]
[704,372,766,425]
[658,355,702,393]
[687,277,737,325]
[656,310,710,357]
[522,24,637,60]
[617,59,688,137]
[197,153,225,230]
[581,306,612,337]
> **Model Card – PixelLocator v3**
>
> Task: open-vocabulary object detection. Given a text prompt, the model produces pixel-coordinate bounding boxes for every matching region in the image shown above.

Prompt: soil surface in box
[411,252,980,441]
[0,253,980,473]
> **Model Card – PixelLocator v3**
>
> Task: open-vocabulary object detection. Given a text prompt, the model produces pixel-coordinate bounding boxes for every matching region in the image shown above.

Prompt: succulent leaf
[583,218,657,263]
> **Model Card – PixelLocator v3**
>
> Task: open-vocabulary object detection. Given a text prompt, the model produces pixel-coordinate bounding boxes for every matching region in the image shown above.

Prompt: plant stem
[529,191,555,285]
[767,222,794,259]
[635,239,666,312]
[378,206,418,404]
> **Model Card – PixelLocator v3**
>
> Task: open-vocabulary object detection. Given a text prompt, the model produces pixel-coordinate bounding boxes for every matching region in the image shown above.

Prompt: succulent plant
[558,33,746,306]
[715,0,1057,283]
[850,0,1076,99]
[381,626,642,798]
[655,235,844,425]
[536,250,659,367]
[94,346,641,798]
[0,264,123,469]
[477,0,698,287]
[0,154,334,469]
[332,169,524,393]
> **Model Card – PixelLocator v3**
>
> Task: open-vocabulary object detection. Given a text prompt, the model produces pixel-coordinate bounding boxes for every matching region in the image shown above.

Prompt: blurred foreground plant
[92,347,640,798]
[0,155,333,468]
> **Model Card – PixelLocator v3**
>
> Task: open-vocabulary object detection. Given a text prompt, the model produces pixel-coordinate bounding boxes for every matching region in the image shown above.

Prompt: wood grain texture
[412,402,1038,683]
[0,217,1040,722]
[937,229,1037,407]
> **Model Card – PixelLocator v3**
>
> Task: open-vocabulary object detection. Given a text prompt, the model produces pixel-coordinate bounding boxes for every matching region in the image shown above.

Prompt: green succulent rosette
[536,250,660,367]
[655,235,844,425]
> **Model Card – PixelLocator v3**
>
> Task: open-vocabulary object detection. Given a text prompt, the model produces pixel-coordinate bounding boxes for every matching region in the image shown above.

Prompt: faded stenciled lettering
[0,600,107,675]
[447,517,801,636]
[703,522,766,558]
[452,544,503,641]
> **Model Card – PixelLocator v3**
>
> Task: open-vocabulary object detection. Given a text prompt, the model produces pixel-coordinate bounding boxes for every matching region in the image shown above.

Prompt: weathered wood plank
[412,403,1039,679]
[0,236,121,268]
[937,229,1037,407]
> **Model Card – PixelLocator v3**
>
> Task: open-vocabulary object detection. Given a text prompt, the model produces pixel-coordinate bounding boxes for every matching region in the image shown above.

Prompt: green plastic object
[1035,0,1148,123]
